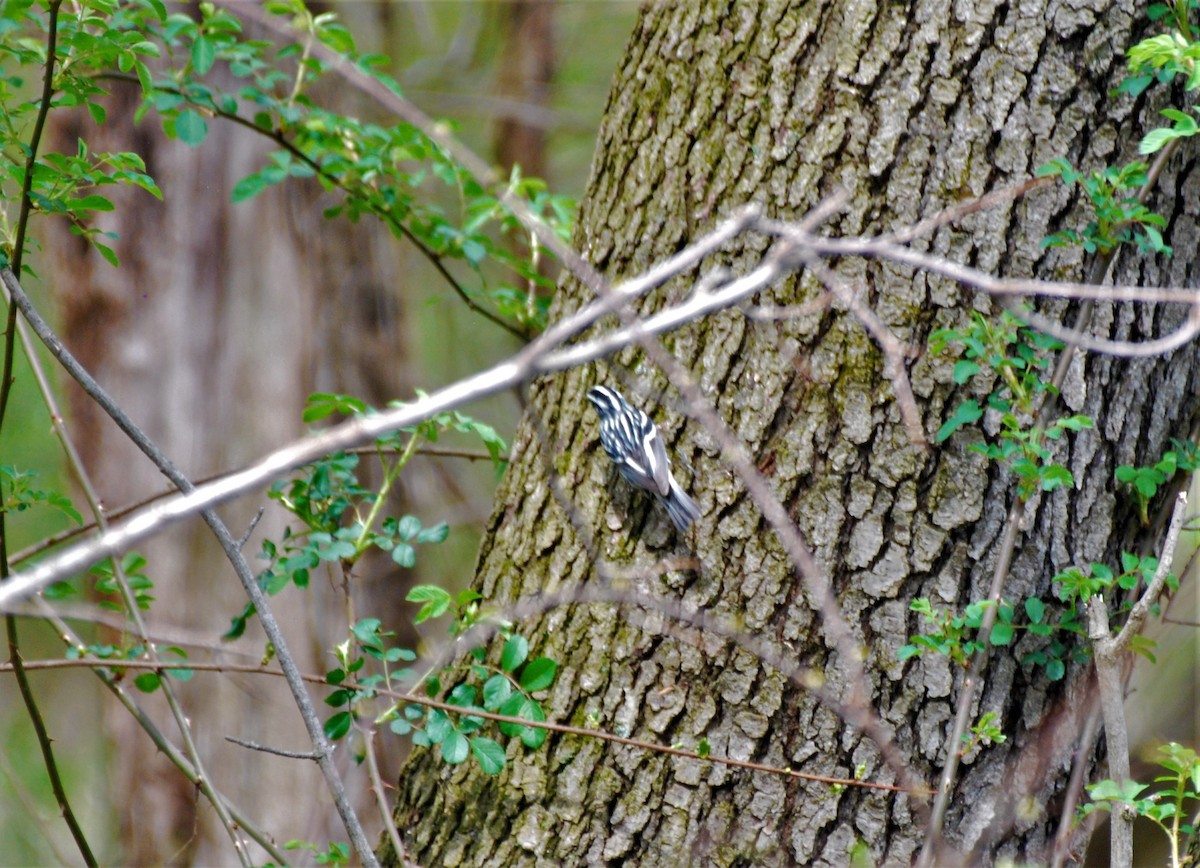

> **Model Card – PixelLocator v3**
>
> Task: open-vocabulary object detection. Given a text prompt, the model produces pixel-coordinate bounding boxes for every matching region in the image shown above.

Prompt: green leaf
[303,392,367,422]
[391,542,416,568]
[1024,597,1045,624]
[501,634,529,672]
[406,585,451,622]
[936,399,983,443]
[134,672,161,693]
[191,35,216,75]
[416,522,449,544]
[397,515,421,541]
[442,730,469,764]
[447,683,477,708]
[351,618,382,645]
[94,241,119,268]
[952,360,981,384]
[482,674,512,710]
[174,110,208,147]
[324,710,352,740]
[67,194,115,212]
[519,657,557,692]
[469,736,507,775]
[989,622,1014,646]
[231,172,270,203]
[517,701,546,748]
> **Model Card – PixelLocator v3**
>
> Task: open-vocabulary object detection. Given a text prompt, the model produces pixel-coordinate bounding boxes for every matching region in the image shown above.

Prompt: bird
[586,384,700,531]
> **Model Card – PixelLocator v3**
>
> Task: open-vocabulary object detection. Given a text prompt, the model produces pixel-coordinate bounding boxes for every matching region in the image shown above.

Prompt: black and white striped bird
[586,384,700,531]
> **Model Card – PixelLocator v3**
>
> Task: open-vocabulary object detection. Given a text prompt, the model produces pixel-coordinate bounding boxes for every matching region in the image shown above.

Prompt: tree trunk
[391,0,1199,864]
[42,55,419,866]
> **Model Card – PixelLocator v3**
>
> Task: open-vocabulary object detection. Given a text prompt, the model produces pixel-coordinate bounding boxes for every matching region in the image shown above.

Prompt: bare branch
[224,736,319,761]
[0,270,379,866]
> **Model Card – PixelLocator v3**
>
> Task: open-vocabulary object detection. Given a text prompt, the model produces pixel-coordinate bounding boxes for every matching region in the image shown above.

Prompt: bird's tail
[664,478,700,531]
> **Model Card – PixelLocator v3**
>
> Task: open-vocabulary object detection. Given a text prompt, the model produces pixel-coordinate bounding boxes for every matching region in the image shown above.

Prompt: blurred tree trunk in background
[40,8,477,857]
[389,1,1200,864]
[43,72,415,861]
[493,0,556,180]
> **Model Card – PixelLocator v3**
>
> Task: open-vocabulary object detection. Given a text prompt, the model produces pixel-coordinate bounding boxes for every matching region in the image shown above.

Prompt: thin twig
[12,314,252,865]
[224,736,319,760]
[1,655,917,795]
[0,272,379,866]
[1,4,97,864]
[28,601,289,863]
[361,730,416,868]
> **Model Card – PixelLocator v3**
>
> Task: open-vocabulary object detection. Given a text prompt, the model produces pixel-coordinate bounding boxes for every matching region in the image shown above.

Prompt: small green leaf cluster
[1122,5,1200,159]
[0,464,82,525]
[45,550,166,623]
[0,0,166,265]
[390,393,509,475]
[931,310,1091,500]
[227,388,553,778]
[89,552,154,611]
[1082,742,1200,864]
[405,584,480,628]
[1115,439,1199,526]
[64,641,193,694]
[280,839,349,865]
[1054,551,1166,604]
[1051,551,1175,665]
[392,632,557,775]
[322,618,417,741]
[224,449,449,639]
[960,711,1007,758]
[899,596,1086,682]
[1037,158,1171,256]
[227,391,504,639]
[898,598,993,667]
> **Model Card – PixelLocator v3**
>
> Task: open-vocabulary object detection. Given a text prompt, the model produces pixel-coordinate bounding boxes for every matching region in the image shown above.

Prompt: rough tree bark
[390,1,1200,864]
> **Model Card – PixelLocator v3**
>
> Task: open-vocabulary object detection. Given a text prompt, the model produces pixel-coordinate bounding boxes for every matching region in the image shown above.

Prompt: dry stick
[1014,302,1200,358]
[29,599,289,864]
[881,177,1055,244]
[0,273,380,867]
[3,655,917,796]
[803,256,925,447]
[12,314,252,864]
[1051,704,1104,868]
[224,736,319,761]
[0,201,777,604]
[360,731,416,868]
[811,235,1198,305]
[1087,492,1189,868]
